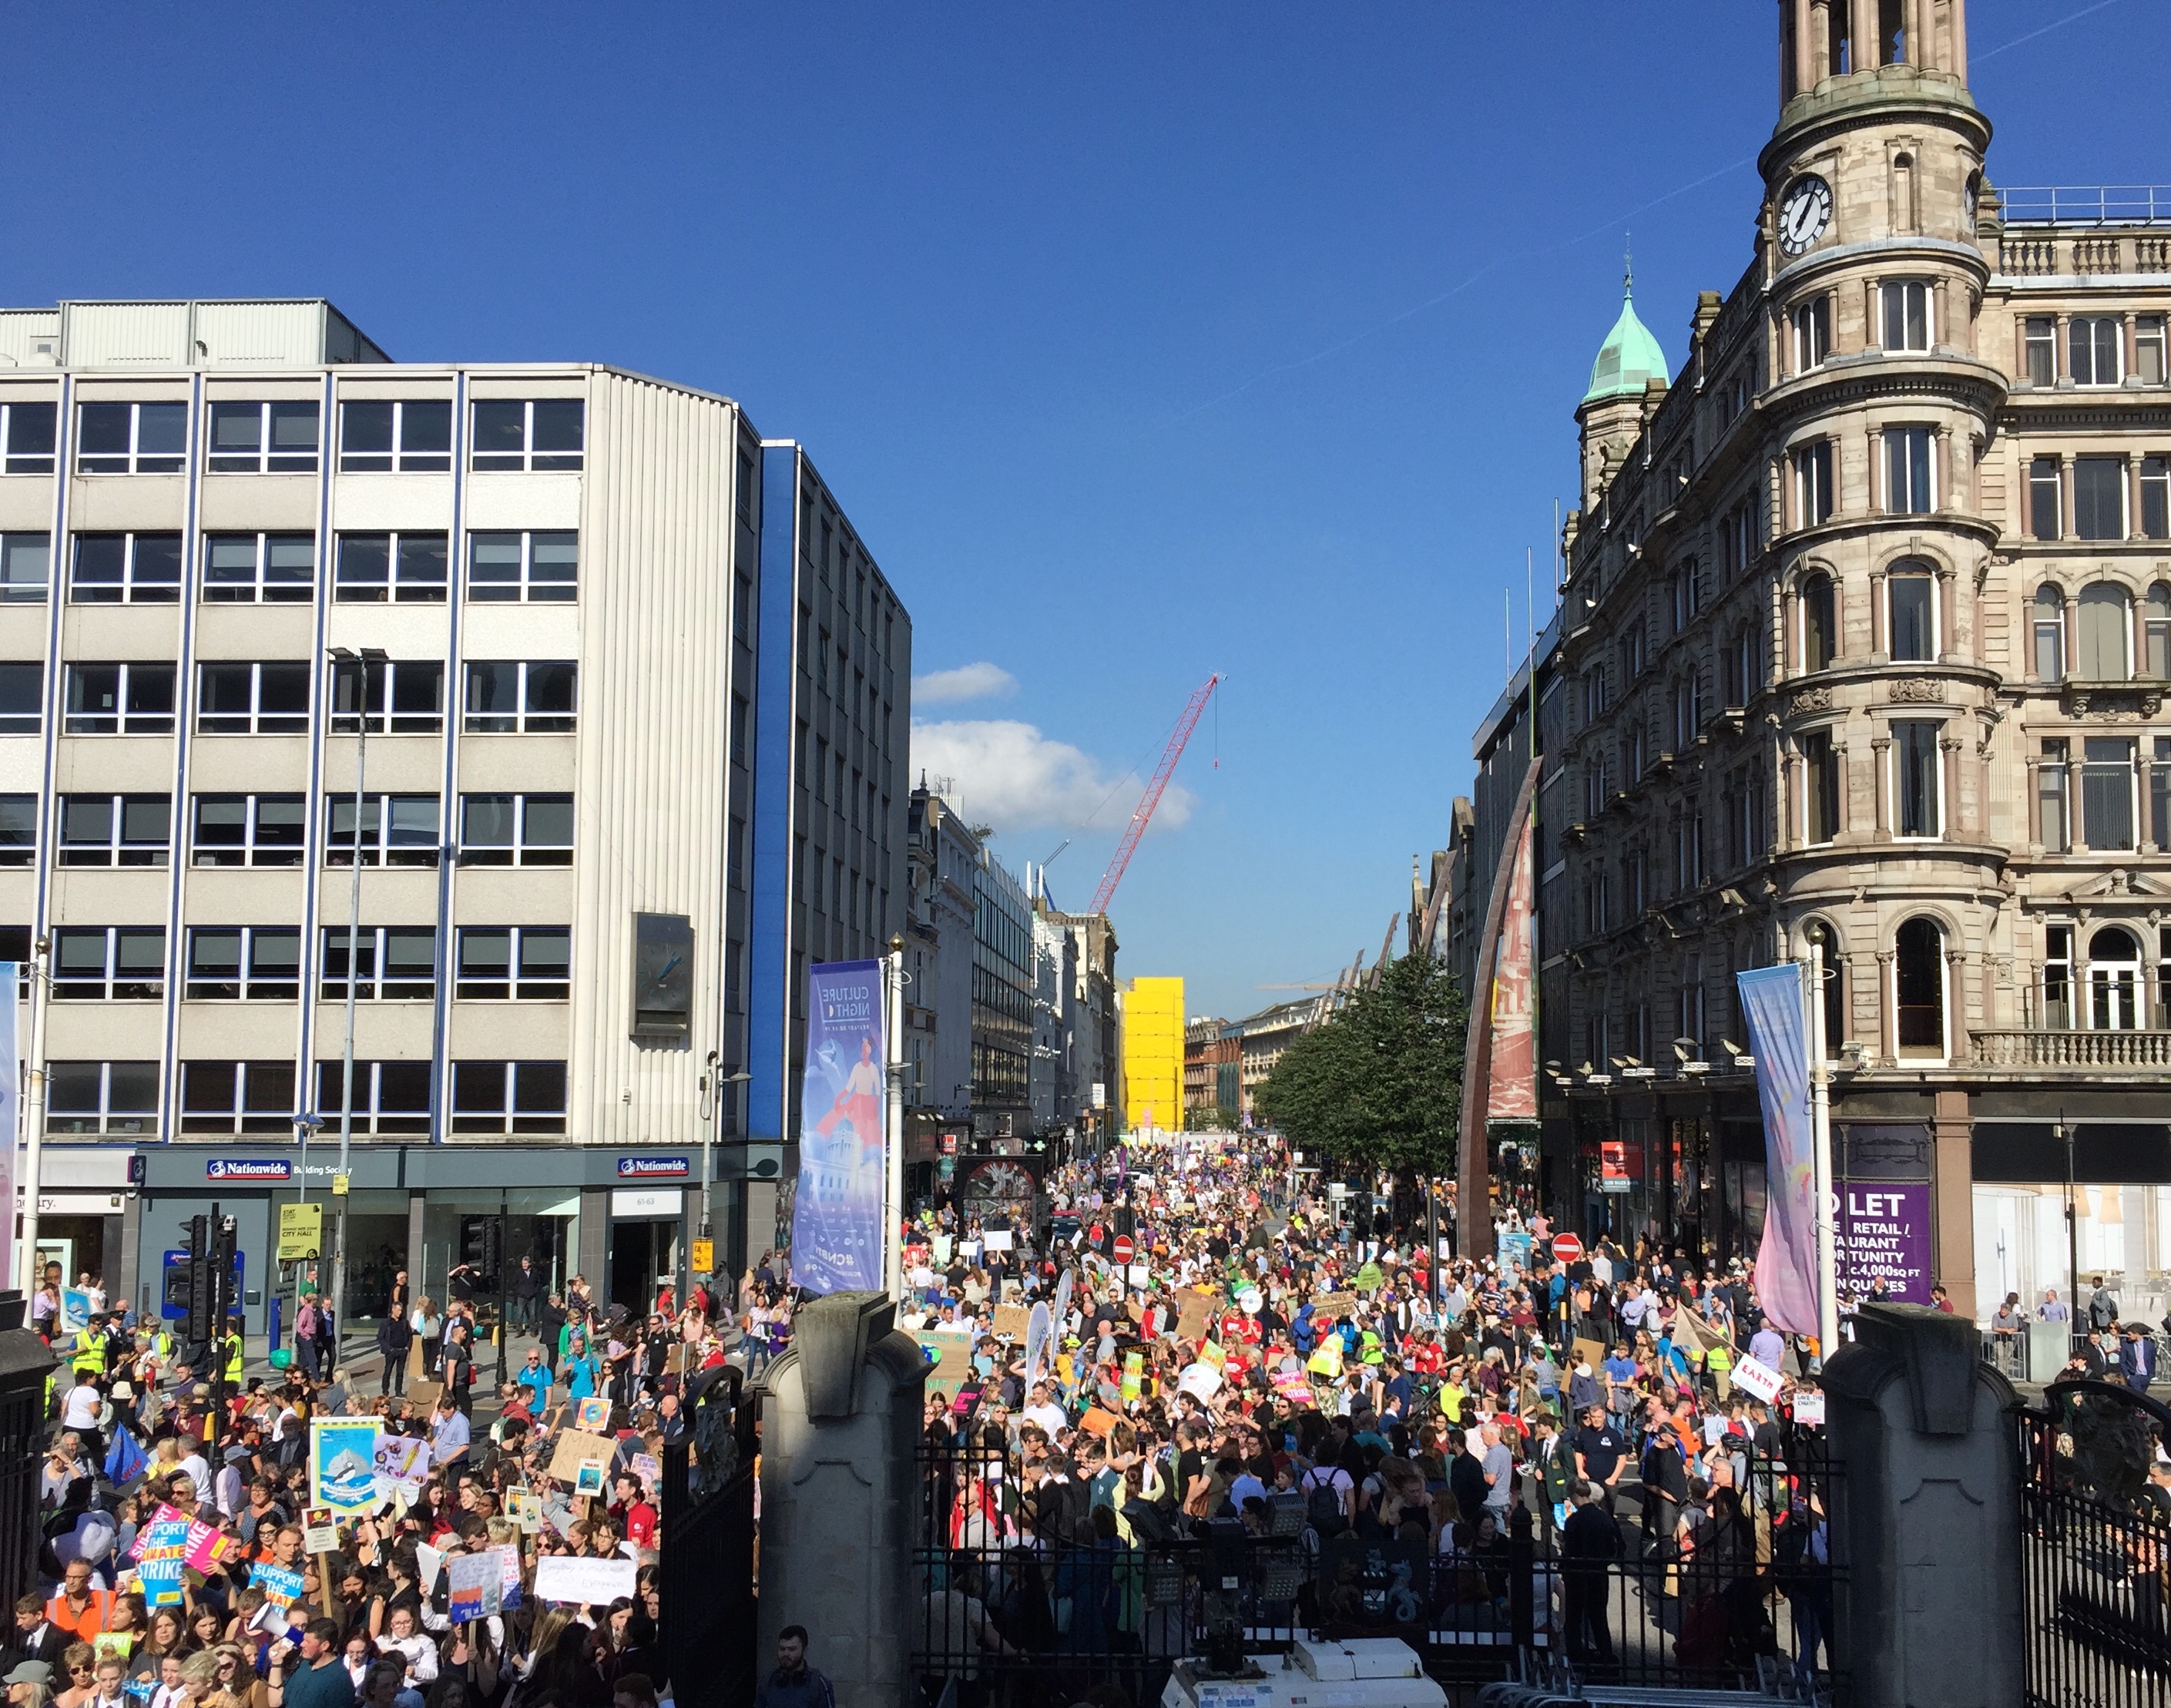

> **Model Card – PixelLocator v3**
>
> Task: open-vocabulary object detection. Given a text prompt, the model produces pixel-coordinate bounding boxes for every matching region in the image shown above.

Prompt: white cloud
[911,719,1196,836]
[911,662,1018,706]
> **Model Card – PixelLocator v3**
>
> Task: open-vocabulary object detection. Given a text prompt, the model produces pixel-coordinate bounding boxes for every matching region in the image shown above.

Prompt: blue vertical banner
[790,959,888,1294]
[1736,963,1819,1337]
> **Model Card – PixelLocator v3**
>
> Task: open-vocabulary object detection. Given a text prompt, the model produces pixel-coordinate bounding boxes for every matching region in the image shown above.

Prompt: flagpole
[1807,938,1838,1357]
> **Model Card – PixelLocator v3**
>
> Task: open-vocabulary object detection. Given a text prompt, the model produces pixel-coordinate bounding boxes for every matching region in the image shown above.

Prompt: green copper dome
[1582,265,1669,408]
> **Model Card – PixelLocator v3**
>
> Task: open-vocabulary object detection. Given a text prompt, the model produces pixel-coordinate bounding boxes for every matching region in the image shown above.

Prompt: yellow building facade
[1122,977,1185,1134]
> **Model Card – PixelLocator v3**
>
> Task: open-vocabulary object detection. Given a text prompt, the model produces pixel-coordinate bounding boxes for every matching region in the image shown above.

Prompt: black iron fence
[2017,1379,2171,1708]
[912,1428,1840,1704]
[662,1364,760,1708]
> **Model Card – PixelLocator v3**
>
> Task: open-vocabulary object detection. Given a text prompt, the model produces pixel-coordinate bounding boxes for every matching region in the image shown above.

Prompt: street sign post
[1551,1232,1585,1265]
[1112,1234,1135,1265]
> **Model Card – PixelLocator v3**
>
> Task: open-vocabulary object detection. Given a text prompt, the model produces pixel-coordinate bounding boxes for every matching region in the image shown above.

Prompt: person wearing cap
[5,1659,55,1708]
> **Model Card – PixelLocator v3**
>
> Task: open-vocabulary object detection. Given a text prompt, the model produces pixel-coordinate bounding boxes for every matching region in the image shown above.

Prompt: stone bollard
[1824,1301,2023,1708]
[757,1291,929,1708]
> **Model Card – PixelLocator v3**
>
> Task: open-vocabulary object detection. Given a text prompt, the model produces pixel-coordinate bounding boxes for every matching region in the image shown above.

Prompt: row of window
[47,922,569,1002]
[1786,295,2171,389]
[2036,736,2171,854]
[49,1057,568,1136]
[2025,456,2171,543]
[0,658,574,737]
[0,529,575,605]
[0,398,584,478]
[0,790,571,867]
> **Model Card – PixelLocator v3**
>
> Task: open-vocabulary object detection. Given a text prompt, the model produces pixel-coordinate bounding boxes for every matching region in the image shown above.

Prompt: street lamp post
[327,645,387,1376]
[695,1056,750,1296]
[18,941,49,1297]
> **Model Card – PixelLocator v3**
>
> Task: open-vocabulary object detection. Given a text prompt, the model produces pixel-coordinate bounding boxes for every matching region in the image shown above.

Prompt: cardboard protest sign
[1309,1291,1358,1319]
[1572,1337,1609,1375]
[310,1418,383,1514]
[1793,1389,1827,1426]
[302,1509,340,1555]
[1730,1352,1783,1403]
[991,1304,1030,1341]
[249,1563,305,1612]
[1176,1363,1222,1401]
[1175,1292,1216,1342]
[532,1555,638,1607]
[416,1542,443,1592]
[373,1435,432,1505]
[447,1550,502,1622]
[546,1430,617,1485]
[1076,1407,1122,1436]
[505,1489,543,1533]
[574,1397,612,1431]
[913,1330,972,1401]
[495,1543,525,1611]
[133,1518,189,1606]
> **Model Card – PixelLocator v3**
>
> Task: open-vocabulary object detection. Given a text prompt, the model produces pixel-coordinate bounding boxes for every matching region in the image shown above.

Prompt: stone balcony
[1994,186,2171,277]
[1970,1028,2171,1069]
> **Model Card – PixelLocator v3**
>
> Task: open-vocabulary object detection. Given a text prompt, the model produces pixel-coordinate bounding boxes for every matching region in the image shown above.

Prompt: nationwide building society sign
[617,1156,690,1179]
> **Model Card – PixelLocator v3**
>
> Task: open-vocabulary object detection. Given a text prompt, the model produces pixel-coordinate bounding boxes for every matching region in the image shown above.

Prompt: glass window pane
[243,1062,296,1112]
[46,1062,102,1113]
[72,536,124,594]
[459,930,512,976]
[513,1062,567,1113]
[204,536,257,587]
[518,930,570,975]
[337,535,390,596]
[379,1062,432,1111]
[525,663,576,716]
[529,533,577,592]
[268,401,319,452]
[115,929,165,975]
[127,667,175,717]
[131,535,183,591]
[468,535,522,591]
[181,1062,237,1114]
[265,535,315,586]
[136,404,187,458]
[194,797,247,844]
[121,796,169,844]
[106,1062,159,1112]
[0,796,34,847]
[208,404,261,455]
[462,796,515,844]
[5,403,56,460]
[399,401,451,453]
[1890,575,1934,660]
[390,663,442,719]
[531,401,583,453]
[189,930,242,975]
[387,796,438,844]
[250,931,300,975]
[62,797,114,844]
[452,1060,507,1112]
[341,401,394,456]
[523,796,573,847]
[394,534,448,589]
[471,403,525,458]
[0,535,49,599]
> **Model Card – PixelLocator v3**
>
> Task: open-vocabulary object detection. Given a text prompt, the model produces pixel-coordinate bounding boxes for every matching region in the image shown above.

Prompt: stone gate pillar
[1824,1301,2024,1708]
[757,1291,928,1708]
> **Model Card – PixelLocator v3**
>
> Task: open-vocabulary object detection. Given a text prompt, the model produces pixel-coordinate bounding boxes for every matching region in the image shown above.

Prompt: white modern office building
[0,298,911,1327]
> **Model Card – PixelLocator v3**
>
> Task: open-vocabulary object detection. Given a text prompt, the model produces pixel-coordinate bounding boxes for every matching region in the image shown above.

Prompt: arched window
[1806,919,1847,1055]
[2087,925,2143,1031]
[2147,583,2171,679]
[2034,585,2066,683]
[1887,565,1936,661]
[1894,917,1946,1059]
[2078,582,2132,681]
[1802,574,1837,672]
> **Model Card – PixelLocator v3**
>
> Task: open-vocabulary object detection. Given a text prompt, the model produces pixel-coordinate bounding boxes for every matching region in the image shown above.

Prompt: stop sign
[1552,1233,1585,1265]
[1112,1234,1135,1265]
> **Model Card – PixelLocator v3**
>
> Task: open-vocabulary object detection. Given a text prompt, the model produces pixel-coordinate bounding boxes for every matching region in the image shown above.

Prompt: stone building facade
[1550,0,2171,1321]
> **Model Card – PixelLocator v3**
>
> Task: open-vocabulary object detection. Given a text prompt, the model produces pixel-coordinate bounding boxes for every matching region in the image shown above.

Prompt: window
[324,794,441,867]
[2151,586,2171,678]
[2024,317,2057,387]
[2030,456,2062,539]
[1884,428,1934,514]
[76,401,186,475]
[462,661,576,733]
[2156,738,2171,851]
[1801,573,1837,671]
[2078,583,2131,680]
[0,665,41,736]
[1806,921,1847,1053]
[1625,847,1646,915]
[197,662,311,734]
[178,1062,297,1134]
[184,927,300,1000]
[2088,925,2145,1031]
[449,1060,569,1134]
[1888,568,1935,661]
[2040,739,2071,852]
[2045,924,2075,1028]
[1794,441,1834,525]
[329,657,444,734]
[321,926,438,1001]
[1581,670,1606,723]
[0,535,49,603]
[1582,869,1609,935]
[1582,761,1607,818]
[52,926,165,999]
[1671,677,1701,751]
[2144,459,2170,541]
[1792,295,1830,371]
[205,401,319,474]
[1671,562,1700,633]
[45,1062,158,1136]
[0,401,55,475]
[467,531,577,602]
[1673,810,1704,891]
[730,694,750,767]
[1893,720,1942,838]
[1621,627,1644,680]
[0,796,31,867]
[1797,729,1832,846]
[1622,723,1645,784]
[1728,772,1763,866]
[1894,917,1946,1057]
[2035,586,2067,682]
[58,794,169,867]
[1879,280,1931,351]
[2139,317,2168,386]
[314,1060,432,1135]
[334,532,448,603]
[1720,500,1759,579]
[1722,626,1758,706]
[2071,316,2122,387]
[455,926,571,1000]
[203,533,314,603]
[71,533,181,603]
[458,793,572,866]
[470,400,584,472]
[2082,735,2136,851]
[192,794,306,867]
[338,399,451,473]
[2074,458,2126,541]
[65,663,173,735]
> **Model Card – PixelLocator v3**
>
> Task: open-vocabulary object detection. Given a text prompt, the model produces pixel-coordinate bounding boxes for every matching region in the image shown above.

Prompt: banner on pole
[0,964,15,1287]
[1486,815,1537,1120]
[790,958,888,1295]
[1737,964,1819,1337]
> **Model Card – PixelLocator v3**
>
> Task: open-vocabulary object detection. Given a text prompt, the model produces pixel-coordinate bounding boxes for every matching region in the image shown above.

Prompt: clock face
[1777,174,1834,257]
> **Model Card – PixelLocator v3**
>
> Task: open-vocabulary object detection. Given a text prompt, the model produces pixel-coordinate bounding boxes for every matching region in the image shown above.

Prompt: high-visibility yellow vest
[71,1329,105,1376]
[223,1333,244,1384]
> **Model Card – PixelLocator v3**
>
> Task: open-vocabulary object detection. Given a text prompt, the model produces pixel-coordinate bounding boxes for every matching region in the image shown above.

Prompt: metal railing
[2002,187,2171,228]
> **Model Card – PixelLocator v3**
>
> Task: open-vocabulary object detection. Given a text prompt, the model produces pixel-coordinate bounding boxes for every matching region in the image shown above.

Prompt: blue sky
[3,0,2158,1018]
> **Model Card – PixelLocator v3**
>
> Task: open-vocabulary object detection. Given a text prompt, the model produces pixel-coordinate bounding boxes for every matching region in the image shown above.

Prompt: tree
[1253,950,1466,1178]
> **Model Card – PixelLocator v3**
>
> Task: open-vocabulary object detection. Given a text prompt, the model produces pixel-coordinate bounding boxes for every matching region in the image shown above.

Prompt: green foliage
[1253,951,1468,1174]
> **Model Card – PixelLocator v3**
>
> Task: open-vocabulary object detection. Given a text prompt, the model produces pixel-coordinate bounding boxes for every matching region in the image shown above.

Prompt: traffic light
[479,1216,504,1290]
[212,1212,239,1322]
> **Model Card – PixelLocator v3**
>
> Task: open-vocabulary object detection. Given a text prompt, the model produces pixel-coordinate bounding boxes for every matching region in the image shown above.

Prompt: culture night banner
[1737,964,1819,1337]
[790,958,888,1294]
[0,965,15,1287]
[1486,815,1537,1120]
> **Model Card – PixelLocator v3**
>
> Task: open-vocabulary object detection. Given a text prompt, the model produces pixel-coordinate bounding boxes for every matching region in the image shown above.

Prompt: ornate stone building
[1549,0,2171,1322]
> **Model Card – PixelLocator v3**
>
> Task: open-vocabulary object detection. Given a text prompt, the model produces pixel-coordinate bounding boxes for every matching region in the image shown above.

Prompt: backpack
[1304,1468,1348,1536]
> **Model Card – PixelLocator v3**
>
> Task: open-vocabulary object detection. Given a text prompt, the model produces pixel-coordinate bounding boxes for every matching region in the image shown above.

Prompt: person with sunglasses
[49,1647,94,1708]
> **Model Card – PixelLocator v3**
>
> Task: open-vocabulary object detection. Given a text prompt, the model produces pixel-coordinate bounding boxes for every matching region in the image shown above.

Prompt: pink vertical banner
[1737,964,1819,1337]
[1485,817,1536,1120]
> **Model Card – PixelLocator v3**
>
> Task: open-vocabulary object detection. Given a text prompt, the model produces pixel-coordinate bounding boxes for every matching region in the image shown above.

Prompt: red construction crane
[1088,673,1220,914]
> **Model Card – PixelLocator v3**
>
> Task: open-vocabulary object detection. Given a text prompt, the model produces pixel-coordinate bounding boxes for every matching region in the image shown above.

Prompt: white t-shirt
[61,1384,103,1429]
[1022,1402,1067,1436]
[177,1451,213,1502]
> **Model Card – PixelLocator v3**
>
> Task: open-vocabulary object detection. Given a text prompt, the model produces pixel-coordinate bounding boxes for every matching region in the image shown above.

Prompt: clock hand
[654,953,682,983]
